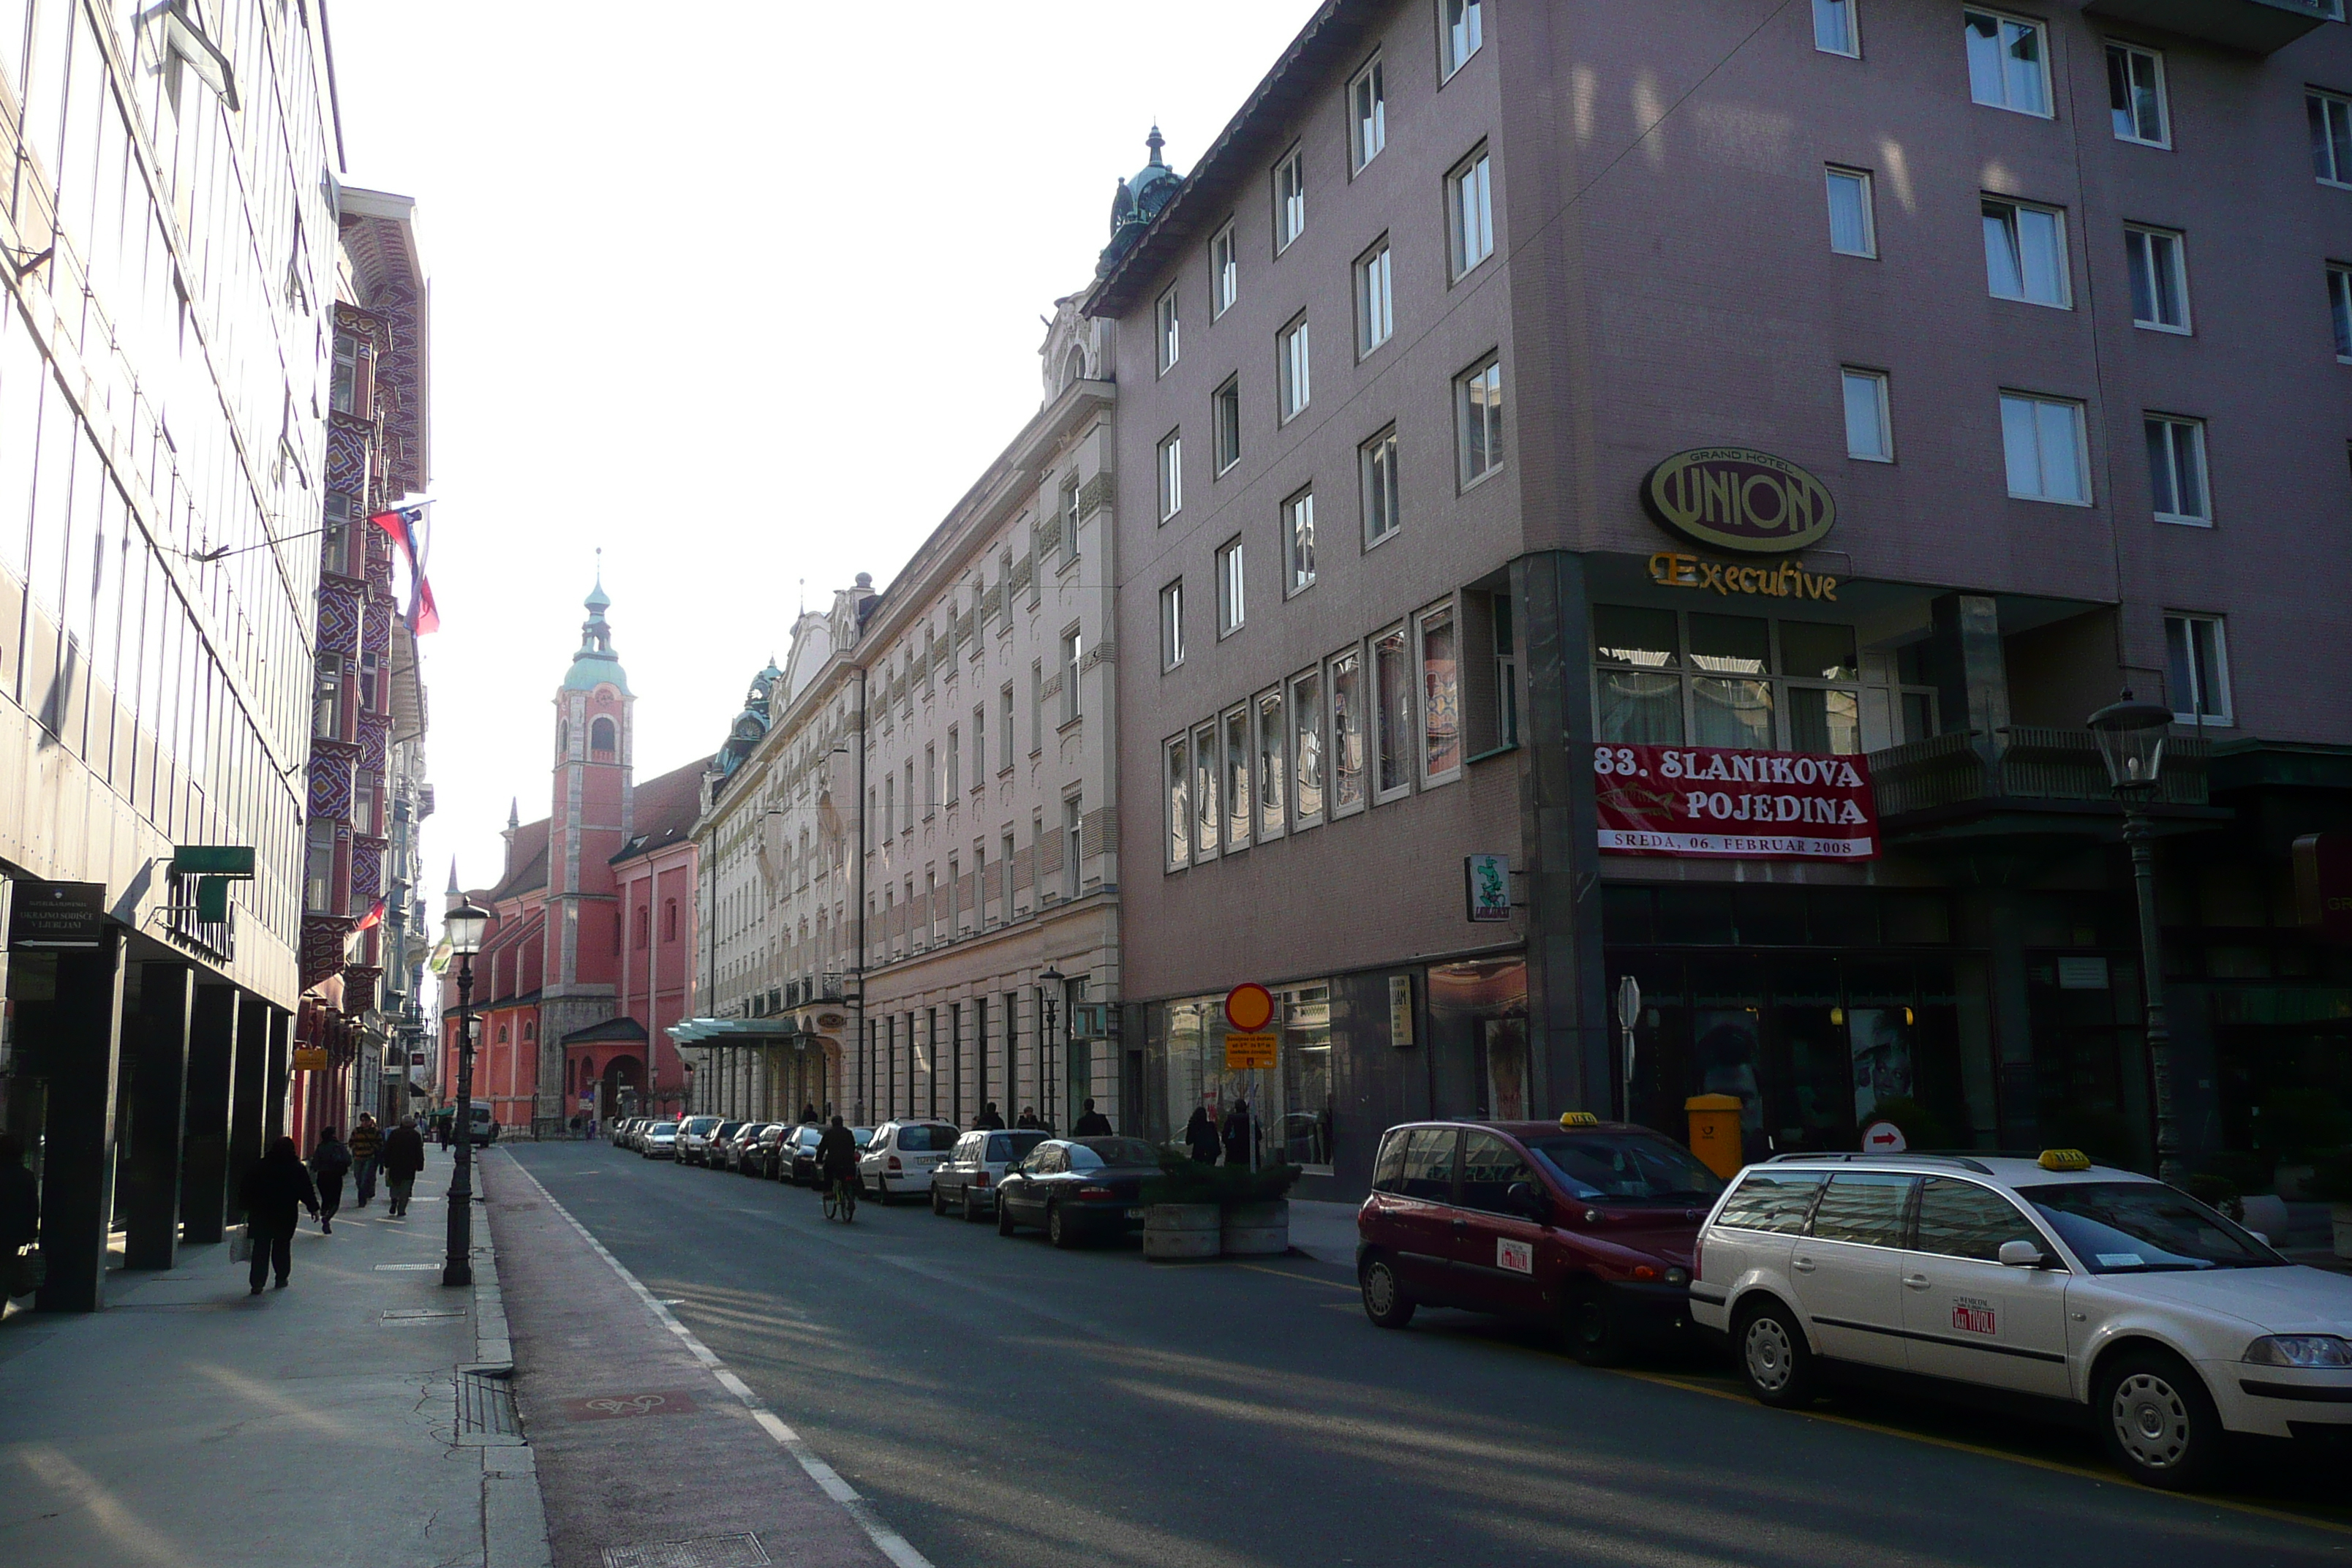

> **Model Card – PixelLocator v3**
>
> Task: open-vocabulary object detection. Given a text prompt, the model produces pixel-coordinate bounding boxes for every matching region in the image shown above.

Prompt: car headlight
[2244,1335,2352,1368]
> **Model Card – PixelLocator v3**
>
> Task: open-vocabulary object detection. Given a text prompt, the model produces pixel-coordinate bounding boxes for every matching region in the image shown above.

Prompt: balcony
[1869,727,2223,853]
[2084,0,2333,53]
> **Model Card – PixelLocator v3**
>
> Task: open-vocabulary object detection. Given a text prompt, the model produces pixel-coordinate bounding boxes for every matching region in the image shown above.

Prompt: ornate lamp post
[441,899,491,1287]
[1038,965,1064,1134]
[2087,692,2185,1188]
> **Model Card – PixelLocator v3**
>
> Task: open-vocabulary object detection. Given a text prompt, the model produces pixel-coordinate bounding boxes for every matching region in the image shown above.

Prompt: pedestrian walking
[1184,1107,1219,1164]
[974,1101,1005,1131]
[0,1131,39,1300]
[1015,1107,1041,1131]
[1071,1099,1112,1137]
[382,1115,426,1217]
[238,1137,320,1294]
[347,1115,383,1209]
[1221,1099,1254,1168]
[309,1128,353,1233]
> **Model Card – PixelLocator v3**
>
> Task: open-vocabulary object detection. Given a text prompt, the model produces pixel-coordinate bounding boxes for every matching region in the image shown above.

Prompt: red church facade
[442,580,702,1133]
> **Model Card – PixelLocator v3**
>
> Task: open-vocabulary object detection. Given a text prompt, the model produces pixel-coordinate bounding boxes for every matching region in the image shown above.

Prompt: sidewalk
[0,1167,549,1568]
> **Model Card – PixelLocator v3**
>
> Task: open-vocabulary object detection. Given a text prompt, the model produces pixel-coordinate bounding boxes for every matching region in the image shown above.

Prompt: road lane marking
[500,1152,935,1568]
[1234,1262,1357,1292]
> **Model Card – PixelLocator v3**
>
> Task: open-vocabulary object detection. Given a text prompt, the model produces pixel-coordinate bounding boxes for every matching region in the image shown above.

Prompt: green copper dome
[562,571,630,694]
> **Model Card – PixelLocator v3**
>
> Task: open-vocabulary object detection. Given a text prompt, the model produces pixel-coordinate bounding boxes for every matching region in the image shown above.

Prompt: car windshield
[1526,1132,1725,1202]
[2018,1181,2285,1273]
[682,1117,719,1134]
[852,1128,874,1145]
[895,1125,955,1153]
[1072,1137,1159,1169]
[650,1123,677,1135]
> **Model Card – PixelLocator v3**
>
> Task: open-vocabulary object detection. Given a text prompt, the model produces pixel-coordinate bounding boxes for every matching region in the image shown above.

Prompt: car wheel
[931,1186,949,1217]
[1358,1253,1417,1330]
[1562,1278,1629,1368]
[997,1196,1019,1235]
[1735,1298,1816,1409]
[2097,1349,2225,1491]
[1048,1202,1078,1249]
[962,1190,987,1223]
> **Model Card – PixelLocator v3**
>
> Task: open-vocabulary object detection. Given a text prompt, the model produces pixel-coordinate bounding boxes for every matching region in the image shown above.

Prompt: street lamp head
[444,900,492,956]
[1039,965,1066,986]
[2087,690,2173,796]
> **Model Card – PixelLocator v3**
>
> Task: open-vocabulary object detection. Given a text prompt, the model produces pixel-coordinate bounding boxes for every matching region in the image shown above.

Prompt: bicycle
[823,1172,859,1224]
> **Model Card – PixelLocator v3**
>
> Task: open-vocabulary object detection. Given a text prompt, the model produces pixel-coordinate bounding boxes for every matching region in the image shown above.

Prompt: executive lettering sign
[1594,744,1877,861]
[1648,551,1839,602]
[1643,448,1837,555]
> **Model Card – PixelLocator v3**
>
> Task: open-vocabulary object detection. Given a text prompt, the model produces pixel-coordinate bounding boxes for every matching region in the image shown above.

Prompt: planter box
[1143,1203,1219,1261]
[1221,1199,1289,1257]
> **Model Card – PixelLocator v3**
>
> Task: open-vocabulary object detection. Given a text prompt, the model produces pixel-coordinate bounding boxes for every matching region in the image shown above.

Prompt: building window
[1278,313,1311,422]
[2310,91,2352,187]
[905,761,916,831]
[972,704,986,788]
[1000,683,1014,770]
[1456,354,1504,487]
[1842,368,1893,461]
[1982,197,2068,307]
[2164,613,2231,725]
[304,820,334,913]
[1156,286,1180,374]
[1064,795,1085,899]
[1284,489,1317,595]
[1224,706,1251,852]
[1493,592,1520,749]
[1361,426,1401,548]
[1441,0,1483,80]
[1371,624,1413,804]
[1256,687,1287,842]
[1214,377,1242,474]
[1290,666,1326,826]
[1350,56,1386,170]
[2145,415,2210,525]
[1356,237,1394,356]
[1964,9,2050,118]
[2333,265,2352,360]
[1825,166,1875,257]
[1274,146,1306,252]
[1813,0,1858,57]
[331,335,360,414]
[1061,629,1082,724]
[589,715,617,760]
[1217,536,1247,636]
[1330,647,1366,815]
[946,726,961,799]
[923,744,938,819]
[1060,475,1082,562]
[1192,720,1221,859]
[665,900,679,941]
[1158,430,1183,521]
[2106,42,2168,147]
[1999,392,2090,505]
[1211,221,1238,316]
[1590,608,1890,754]
[1001,831,1017,921]
[1161,578,1186,670]
[2125,225,2190,332]
[1030,660,1043,753]
[1448,147,1494,277]
[1418,600,1461,786]
[635,907,649,949]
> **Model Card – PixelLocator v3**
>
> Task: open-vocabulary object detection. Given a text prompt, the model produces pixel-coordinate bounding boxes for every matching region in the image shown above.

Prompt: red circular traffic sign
[1224,983,1275,1033]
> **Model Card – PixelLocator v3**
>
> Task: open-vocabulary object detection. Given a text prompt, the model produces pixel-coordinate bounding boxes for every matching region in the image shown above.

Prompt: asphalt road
[510,1141,2351,1568]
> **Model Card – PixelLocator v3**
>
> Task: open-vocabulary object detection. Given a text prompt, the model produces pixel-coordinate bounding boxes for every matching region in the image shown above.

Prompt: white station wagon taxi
[1689,1150,2352,1490]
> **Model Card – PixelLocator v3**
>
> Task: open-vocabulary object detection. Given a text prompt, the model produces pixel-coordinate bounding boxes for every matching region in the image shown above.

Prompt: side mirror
[1506,1180,1550,1223]
[1997,1240,2047,1269]
[2247,1230,2270,1247]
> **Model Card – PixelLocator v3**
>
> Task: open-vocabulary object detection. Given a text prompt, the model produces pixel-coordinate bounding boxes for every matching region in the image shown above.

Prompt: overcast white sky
[325,0,1323,902]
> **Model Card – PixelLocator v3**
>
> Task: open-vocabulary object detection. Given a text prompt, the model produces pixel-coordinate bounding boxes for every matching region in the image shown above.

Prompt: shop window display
[1591,604,1933,752]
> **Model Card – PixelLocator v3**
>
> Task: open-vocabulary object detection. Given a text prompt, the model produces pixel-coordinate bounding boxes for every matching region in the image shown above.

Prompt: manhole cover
[601,1536,769,1568]
[559,1390,697,1422]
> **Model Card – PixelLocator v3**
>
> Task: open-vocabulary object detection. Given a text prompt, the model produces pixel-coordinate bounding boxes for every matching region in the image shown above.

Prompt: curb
[470,1151,552,1568]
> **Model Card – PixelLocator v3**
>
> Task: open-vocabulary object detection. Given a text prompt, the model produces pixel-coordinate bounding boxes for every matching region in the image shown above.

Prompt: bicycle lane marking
[502,1153,936,1568]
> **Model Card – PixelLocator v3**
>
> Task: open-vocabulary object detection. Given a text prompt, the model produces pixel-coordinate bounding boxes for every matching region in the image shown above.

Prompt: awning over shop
[666,1017,813,1049]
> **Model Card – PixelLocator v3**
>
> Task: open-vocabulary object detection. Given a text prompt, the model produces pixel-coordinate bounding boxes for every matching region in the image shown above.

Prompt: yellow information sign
[291,1046,329,1072]
[1224,1030,1276,1071]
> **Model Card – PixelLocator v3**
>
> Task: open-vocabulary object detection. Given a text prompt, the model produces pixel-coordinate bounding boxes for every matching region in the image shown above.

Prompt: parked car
[1691,1150,2352,1490]
[640,1120,680,1159]
[932,1128,1050,1220]
[701,1121,745,1167]
[777,1124,826,1186]
[995,1137,1163,1247]
[1355,1115,1722,1365]
[721,1123,773,1174]
[615,1117,645,1150]
[859,1120,961,1204]
[753,1123,797,1179]
[674,1115,725,1166]
[791,1126,870,1187]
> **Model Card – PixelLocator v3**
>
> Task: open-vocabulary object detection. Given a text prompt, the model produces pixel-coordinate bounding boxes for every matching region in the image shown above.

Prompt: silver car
[639,1120,679,1159]
[930,1128,1051,1219]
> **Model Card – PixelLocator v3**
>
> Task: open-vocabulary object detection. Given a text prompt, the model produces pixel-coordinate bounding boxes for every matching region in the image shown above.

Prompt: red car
[1355,1115,1725,1364]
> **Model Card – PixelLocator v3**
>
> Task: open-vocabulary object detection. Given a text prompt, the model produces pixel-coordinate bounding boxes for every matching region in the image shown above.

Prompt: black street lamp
[1038,965,1064,1134]
[2087,691,2185,1188]
[441,898,491,1288]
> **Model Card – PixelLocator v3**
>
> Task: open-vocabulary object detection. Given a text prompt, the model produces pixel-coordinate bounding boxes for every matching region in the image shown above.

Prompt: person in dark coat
[238,1137,320,1293]
[348,1115,383,1209]
[381,1115,426,1217]
[0,1132,37,1300]
[973,1102,1005,1131]
[1015,1107,1041,1131]
[1221,1100,1254,1168]
[1183,1107,1219,1164]
[1071,1099,1112,1137]
[800,1102,819,1124]
[309,1128,353,1233]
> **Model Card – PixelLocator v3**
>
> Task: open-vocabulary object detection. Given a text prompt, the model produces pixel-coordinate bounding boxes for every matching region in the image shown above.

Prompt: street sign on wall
[1464,855,1511,922]
[1594,744,1877,861]
[1224,1032,1276,1070]
[7,882,108,949]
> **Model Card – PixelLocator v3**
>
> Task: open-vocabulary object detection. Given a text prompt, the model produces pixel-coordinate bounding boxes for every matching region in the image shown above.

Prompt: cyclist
[815,1115,860,1219]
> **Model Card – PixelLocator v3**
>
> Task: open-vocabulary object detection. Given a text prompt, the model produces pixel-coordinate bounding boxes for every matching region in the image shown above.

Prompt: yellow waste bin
[1686,1094,1746,1180]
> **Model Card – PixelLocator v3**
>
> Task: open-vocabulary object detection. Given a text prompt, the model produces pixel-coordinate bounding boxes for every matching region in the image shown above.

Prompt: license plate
[1125,1207,1145,1219]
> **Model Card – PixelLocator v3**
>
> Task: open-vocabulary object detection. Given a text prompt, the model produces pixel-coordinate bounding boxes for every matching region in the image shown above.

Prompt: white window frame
[1284,487,1316,596]
[1349,55,1387,173]
[2125,224,2192,334]
[1329,645,1368,819]
[1274,146,1307,253]
[1164,733,1192,871]
[1999,391,2092,505]
[1981,197,2071,309]
[1060,627,1083,725]
[2163,613,2232,727]
[1369,622,1415,806]
[1161,578,1186,670]
[1842,367,1893,462]
[1289,666,1327,832]
[1221,704,1252,853]
[1216,535,1246,637]
[1447,146,1494,279]
[1157,429,1183,522]
[1278,312,1311,423]
[1211,221,1239,317]
[1191,719,1222,861]
[1213,376,1242,475]
[1456,353,1504,489]
[1356,235,1394,357]
[2311,90,2352,189]
[1416,597,1463,790]
[2144,413,2211,527]
[1361,424,1401,549]
[2105,41,2169,148]
[1256,687,1288,844]
[1825,165,1876,258]
[1063,794,1085,900]
[2331,263,2352,361]
[1964,8,2052,119]
[1156,285,1180,374]
[1439,0,1483,82]
[1812,0,1860,59]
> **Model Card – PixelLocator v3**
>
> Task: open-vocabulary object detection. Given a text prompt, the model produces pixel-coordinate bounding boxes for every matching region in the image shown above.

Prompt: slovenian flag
[354,897,385,932]
[367,499,441,635]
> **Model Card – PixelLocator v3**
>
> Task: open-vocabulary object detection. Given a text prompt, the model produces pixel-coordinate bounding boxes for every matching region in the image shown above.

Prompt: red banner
[1594,744,1877,861]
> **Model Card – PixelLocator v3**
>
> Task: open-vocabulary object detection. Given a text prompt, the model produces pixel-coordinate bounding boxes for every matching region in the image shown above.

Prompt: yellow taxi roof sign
[2038,1148,2093,1172]
[1560,1111,1601,1128]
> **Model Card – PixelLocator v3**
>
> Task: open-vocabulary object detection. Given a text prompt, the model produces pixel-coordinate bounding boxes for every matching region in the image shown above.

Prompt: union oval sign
[1643,447,1837,555]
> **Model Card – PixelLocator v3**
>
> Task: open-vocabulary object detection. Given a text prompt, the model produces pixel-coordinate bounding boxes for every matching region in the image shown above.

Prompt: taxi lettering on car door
[1897,1177,2073,1397]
